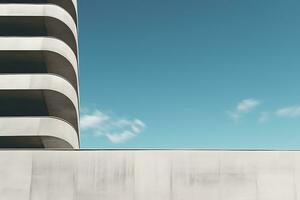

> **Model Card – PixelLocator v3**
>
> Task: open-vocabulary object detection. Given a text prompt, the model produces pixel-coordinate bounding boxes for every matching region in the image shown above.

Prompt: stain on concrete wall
[0,150,299,200]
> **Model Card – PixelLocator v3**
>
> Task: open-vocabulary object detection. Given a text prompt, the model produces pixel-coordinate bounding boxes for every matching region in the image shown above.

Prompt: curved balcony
[0,0,77,24]
[0,5,78,55]
[0,37,78,92]
[0,74,79,132]
[0,117,79,148]
[0,51,78,90]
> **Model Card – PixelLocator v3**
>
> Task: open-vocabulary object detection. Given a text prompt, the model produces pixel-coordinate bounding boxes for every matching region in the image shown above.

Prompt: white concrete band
[0,4,77,43]
[0,117,79,148]
[0,74,79,116]
[71,0,77,12]
[0,37,78,79]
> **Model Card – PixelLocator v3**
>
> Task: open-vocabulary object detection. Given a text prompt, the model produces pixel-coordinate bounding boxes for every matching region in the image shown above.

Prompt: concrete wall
[0,150,300,200]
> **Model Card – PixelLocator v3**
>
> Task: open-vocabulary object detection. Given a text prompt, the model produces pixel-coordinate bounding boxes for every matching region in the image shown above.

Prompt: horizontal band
[0,4,77,44]
[0,37,78,87]
[0,51,78,90]
[0,117,79,148]
[0,0,77,23]
[0,74,78,111]
[0,74,79,131]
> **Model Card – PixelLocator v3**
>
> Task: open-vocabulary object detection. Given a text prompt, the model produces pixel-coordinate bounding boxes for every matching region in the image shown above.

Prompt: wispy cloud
[80,109,146,144]
[80,111,109,129]
[258,105,300,123]
[228,98,260,121]
[258,112,270,123]
[276,106,300,118]
[228,99,300,123]
[237,99,260,112]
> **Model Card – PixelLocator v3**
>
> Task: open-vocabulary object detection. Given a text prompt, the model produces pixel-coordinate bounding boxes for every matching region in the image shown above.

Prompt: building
[0,1,299,200]
[0,0,79,149]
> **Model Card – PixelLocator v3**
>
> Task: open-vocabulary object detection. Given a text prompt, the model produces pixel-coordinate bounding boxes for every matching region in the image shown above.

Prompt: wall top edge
[0,149,299,152]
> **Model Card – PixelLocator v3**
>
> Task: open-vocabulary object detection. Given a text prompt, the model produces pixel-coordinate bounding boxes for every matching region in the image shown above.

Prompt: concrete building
[0,1,299,200]
[0,0,79,149]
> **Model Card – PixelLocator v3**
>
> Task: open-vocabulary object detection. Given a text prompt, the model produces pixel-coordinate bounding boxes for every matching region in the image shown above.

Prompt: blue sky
[78,0,300,149]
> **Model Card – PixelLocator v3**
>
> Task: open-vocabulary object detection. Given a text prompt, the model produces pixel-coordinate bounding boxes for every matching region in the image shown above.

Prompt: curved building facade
[0,0,79,148]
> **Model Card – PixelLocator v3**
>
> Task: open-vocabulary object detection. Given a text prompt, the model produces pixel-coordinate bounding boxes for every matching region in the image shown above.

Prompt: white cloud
[106,131,136,144]
[228,98,260,121]
[237,99,260,112]
[276,106,300,118]
[80,111,109,129]
[81,109,146,144]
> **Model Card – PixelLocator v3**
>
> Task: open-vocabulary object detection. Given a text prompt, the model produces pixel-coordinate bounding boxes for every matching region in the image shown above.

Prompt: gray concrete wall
[1,150,300,200]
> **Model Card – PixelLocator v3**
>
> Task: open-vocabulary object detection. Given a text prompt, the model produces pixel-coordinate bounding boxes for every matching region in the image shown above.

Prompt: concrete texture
[0,37,77,73]
[0,1,77,21]
[0,0,79,148]
[0,4,77,37]
[0,150,300,200]
[0,74,79,132]
[0,117,78,148]
[0,74,78,109]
